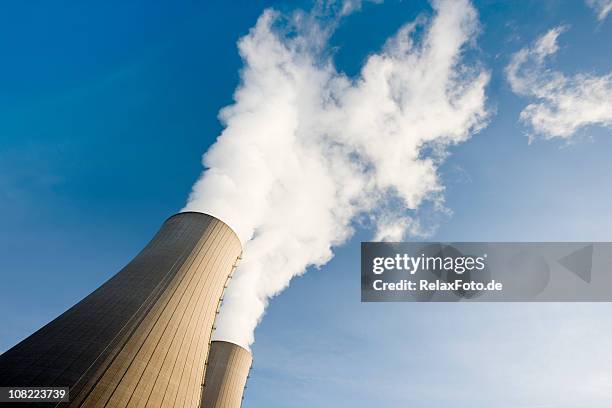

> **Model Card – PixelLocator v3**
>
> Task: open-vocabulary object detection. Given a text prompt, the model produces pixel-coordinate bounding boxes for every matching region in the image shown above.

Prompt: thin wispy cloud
[585,0,612,21]
[506,26,612,141]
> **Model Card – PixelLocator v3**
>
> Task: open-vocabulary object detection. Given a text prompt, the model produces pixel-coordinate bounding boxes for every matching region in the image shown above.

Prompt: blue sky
[1,1,611,406]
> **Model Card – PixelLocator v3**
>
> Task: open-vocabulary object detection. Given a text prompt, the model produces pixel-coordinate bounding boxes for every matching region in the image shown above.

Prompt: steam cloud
[184,0,489,348]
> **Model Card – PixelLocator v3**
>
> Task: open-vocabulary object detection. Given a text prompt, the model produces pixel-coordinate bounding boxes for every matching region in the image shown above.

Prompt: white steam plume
[183,0,489,348]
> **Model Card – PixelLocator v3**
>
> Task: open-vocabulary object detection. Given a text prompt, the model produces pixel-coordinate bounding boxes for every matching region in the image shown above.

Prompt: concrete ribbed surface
[0,212,241,407]
[200,341,252,408]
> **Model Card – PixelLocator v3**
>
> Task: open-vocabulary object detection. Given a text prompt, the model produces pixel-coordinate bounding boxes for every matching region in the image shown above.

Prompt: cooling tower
[200,341,252,408]
[0,212,241,407]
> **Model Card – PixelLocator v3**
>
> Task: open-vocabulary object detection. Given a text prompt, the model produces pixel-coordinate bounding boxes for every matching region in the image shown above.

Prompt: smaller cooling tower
[200,341,252,408]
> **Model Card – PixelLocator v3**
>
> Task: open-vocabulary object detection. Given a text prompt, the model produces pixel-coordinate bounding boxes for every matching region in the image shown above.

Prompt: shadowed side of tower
[200,341,252,408]
[0,212,241,407]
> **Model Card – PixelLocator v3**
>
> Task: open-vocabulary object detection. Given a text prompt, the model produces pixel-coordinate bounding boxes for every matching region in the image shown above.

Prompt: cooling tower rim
[167,211,241,249]
[210,340,252,356]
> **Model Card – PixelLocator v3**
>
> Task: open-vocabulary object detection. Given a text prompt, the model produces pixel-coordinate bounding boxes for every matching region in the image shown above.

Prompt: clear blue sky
[1,1,611,406]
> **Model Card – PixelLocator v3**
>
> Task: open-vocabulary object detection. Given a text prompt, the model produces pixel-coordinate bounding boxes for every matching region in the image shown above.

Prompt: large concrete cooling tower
[200,341,252,408]
[0,212,241,407]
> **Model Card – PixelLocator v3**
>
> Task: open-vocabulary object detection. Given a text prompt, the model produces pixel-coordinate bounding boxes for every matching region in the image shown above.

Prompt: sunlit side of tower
[0,212,241,407]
